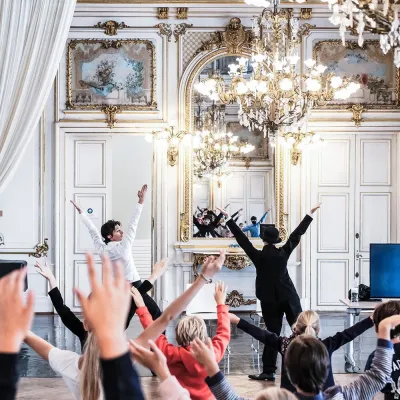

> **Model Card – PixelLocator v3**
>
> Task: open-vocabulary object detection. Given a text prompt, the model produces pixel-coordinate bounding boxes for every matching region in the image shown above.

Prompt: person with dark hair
[71,184,162,324]
[284,315,400,400]
[365,300,400,399]
[218,202,321,381]
[241,210,270,238]
[193,212,223,238]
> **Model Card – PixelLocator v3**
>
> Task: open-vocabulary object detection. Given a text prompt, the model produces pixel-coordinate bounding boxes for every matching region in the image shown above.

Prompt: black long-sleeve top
[193,215,222,238]
[0,353,18,400]
[227,215,313,303]
[237,315,374,392]
[101,352,145,400]
[48,279,153,349]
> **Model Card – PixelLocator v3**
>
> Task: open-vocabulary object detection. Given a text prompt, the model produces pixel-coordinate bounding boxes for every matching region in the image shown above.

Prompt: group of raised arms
[2,185,400,400]
[1,252,400,400]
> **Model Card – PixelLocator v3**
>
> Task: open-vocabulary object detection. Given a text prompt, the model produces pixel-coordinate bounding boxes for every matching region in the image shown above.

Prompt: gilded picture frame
[313,39,400,109]
[66,39,157,111]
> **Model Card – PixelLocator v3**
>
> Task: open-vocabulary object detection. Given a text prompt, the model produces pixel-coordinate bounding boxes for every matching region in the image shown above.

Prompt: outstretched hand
[70,200,82,214]
[228,313,240,325]
[214,281,228,305]
[131,286,145,308]
[153,259,168,279]
[0,269,34,353]
[138,184,148,204]
[75,253,131,359]
[129,339,171,381]
[190,337,219,377]
[310,202,322,214]
[200,250,226,279]
[35,261,57,289]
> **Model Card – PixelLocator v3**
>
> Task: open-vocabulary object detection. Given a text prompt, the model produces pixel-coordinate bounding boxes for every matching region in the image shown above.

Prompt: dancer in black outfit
[35,260,167,349]
[219,202,321,381]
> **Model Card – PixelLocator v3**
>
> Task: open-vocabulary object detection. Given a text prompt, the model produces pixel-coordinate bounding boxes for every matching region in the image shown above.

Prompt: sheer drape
[0,0,76,193]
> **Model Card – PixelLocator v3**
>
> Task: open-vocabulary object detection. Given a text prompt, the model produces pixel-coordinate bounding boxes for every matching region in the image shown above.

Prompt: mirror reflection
[191,55,275,239]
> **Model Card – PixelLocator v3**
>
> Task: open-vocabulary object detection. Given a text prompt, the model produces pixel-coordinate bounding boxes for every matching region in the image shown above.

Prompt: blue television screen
[370,244,400,298]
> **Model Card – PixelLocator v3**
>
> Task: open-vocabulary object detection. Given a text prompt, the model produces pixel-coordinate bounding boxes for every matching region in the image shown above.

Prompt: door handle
[355,253,363,259]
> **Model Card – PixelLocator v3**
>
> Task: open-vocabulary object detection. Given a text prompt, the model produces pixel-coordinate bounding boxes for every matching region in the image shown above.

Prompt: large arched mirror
[178,19,287,243]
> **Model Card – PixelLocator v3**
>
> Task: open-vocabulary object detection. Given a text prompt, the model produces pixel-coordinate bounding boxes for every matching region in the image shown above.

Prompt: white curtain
[0,0,76,193]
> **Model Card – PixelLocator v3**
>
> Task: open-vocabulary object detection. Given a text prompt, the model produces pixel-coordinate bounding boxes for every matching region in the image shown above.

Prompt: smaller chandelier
[192,105,254,178]
[281,128,324,165]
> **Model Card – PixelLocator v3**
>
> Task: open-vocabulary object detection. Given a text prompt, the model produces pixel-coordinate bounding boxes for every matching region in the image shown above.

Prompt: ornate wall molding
[174,23,193,43]
[226,290,256,308]
[157,7,169,19]
[177,7,188,19]
[155,23,172,41]
[29,239,49,258]
[94,20,128,35]
[192,253,252,276]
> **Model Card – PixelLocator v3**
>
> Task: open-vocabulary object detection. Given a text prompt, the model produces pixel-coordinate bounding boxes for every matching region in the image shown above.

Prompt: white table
[339,299,381,373]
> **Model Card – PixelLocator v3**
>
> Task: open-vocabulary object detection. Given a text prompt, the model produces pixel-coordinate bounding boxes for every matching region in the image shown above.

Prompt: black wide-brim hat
[261,225,282,244]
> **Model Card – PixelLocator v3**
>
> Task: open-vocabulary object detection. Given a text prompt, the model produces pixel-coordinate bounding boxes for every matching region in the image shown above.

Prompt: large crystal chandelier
[192,103,254,178]
[195,0,360,138]
[320,0,400,67]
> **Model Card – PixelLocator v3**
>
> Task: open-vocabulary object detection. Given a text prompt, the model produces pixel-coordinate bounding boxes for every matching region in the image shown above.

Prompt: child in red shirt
[131,281,230,400]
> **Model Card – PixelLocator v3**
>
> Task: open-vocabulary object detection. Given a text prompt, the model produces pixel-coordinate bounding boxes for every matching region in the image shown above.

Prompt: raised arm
[230,314,281,349]
[322,316,374,353]
[24,331,54,362]
[339,315,400,399]
[35,262,86,341]
[134,252,226,348]
[258,210,269,224]
[281,202,321,257]
[120,184,147,249]
[223,214,259,263]
[71,200,105,253]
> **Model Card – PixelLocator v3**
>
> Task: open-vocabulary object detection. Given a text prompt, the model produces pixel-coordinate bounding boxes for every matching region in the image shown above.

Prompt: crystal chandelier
[195,1,360,138]
[320,0,400,67]
[192,103,254,178]
[280,128,324,165]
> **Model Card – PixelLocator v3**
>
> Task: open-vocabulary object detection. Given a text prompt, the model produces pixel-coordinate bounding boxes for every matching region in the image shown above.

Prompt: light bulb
[305,78,321,92]
[237,57,248,67]
[236,81,248,95]
[315,64,328,74]
[304,59,317,69]
[279,78,293,91]
[253,53,267,63]
[330,76,343,88]
[287,55,300,65]
[170,136,179,145]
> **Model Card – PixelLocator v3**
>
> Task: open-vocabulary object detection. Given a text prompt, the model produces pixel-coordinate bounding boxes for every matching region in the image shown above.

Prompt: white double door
[310,133,397,310]
[60,133,153,311]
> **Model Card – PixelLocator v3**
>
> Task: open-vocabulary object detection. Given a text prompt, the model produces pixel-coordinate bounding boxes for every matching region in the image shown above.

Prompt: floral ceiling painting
[66,39,157,111]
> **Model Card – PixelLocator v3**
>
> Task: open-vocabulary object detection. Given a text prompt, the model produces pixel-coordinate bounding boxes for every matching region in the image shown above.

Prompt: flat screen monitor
[370,244,400,298]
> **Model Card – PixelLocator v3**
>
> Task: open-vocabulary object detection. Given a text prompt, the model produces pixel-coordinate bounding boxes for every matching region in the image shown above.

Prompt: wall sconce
[281,129,324,165]
[147,124,192,167]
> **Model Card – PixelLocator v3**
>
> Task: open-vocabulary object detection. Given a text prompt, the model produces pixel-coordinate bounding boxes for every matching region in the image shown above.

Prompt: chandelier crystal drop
[195,0,360,138]
[319,0,400,67]
[192,104,255,178]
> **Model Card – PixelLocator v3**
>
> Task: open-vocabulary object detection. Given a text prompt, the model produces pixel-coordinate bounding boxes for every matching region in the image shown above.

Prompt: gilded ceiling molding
[94,20,128,35]
[174,23,193,43]
[177,7,188,19]
[155,23,172,41]
[157,7,169,19]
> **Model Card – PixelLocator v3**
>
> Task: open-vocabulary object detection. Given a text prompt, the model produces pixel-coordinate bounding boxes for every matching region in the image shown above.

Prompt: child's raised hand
[214,281,228,305]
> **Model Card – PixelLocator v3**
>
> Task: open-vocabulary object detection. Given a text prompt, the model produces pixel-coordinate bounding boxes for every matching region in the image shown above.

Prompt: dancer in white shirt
[71,184,161,323]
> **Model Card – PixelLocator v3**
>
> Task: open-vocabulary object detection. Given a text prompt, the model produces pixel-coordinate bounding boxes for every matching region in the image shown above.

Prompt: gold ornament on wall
[0,233,4,246]
[195,17,253,55]
[94,20,128,36]
[192,253,251,276]
[29,238,49,258]
[225,290,256,308]
[103,105,120,128]
[157,7,169,19]
[300,8,312,20]
[177,7,188,19]
[155,23,173,42]
[174,23,193,43]
[349,104,365,127]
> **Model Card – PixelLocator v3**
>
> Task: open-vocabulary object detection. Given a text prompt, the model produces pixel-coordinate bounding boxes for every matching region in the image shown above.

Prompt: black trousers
[261,299,302,374]
[126,280,162,328]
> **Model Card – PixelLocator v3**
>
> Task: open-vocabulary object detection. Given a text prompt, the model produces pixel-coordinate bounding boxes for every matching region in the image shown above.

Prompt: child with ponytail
[230,308,373,392]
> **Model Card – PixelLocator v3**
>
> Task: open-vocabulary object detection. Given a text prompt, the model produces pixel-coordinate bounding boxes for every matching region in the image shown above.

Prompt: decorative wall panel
[317,259,348,306]
[75,141,106,187]
[360,139,391,186]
